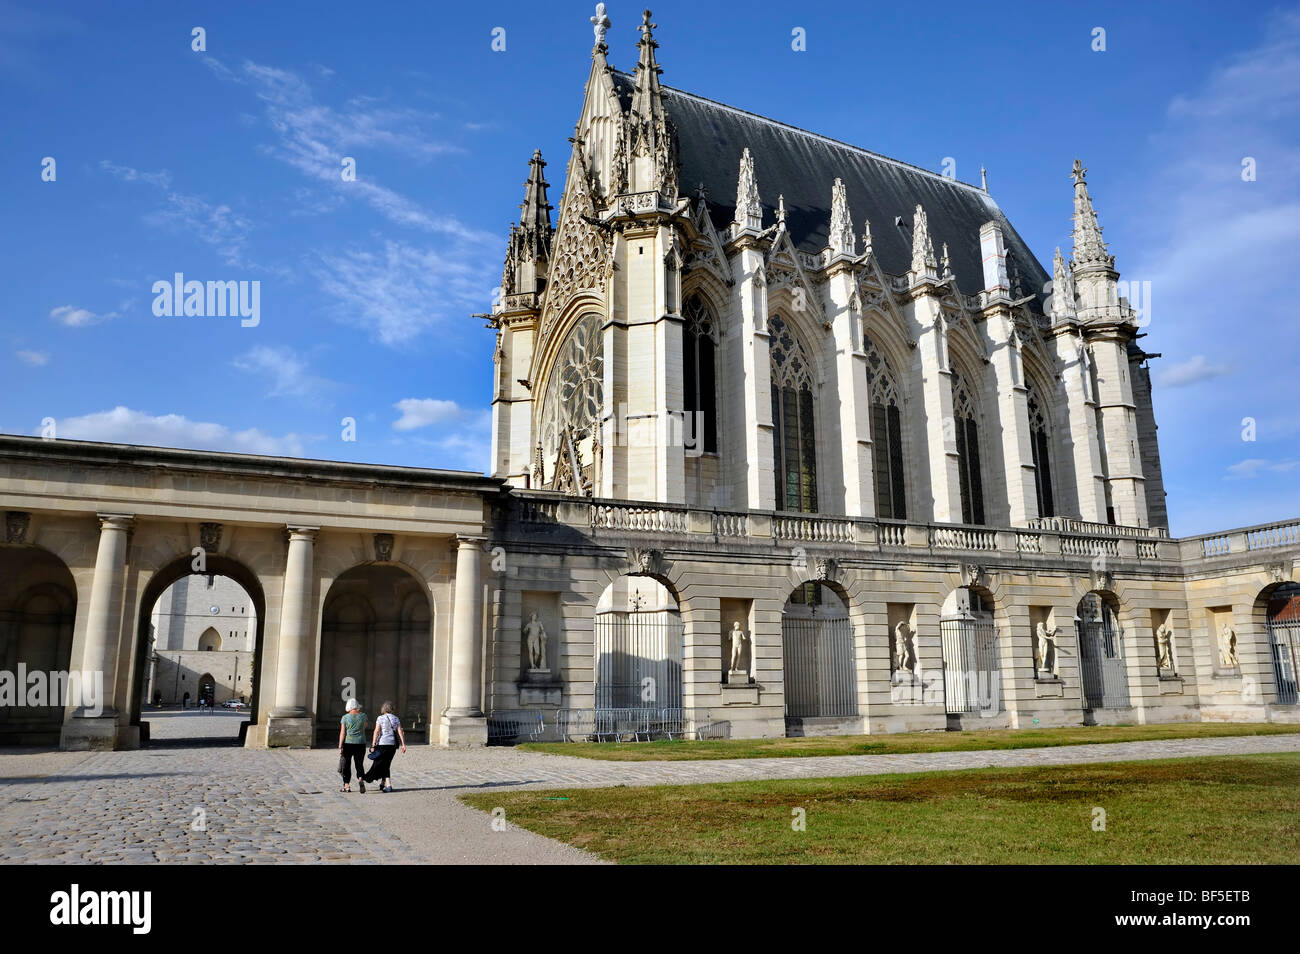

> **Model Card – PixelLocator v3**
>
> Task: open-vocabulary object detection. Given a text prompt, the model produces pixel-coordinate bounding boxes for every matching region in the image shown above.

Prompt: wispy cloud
[15,349,48,366]
[46,406,309,457]
[310,239,495,345]
[205,57,492,242]
[1225,457,1300,479]
[232,345,336,401]
[100,160,257,269]
[389,399,490,471]
[1155,354,1233,389]
[50,304,115,327]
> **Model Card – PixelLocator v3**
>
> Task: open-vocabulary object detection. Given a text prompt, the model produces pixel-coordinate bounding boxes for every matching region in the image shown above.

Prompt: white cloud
[100,160,257,269]
[310,240,494,345]
[232,345,334,400]
[1155,355,1232,389]
[207,57,493,242]
[15,350,48,366]
[392,397,463,431]
[1225,457,1300,479]
[48,406,308,457]
[50,304,115,327]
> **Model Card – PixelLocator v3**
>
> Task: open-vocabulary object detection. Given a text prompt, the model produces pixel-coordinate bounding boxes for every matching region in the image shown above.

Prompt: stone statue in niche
[1218,623,1238,669]
[1036,622,1059,674]
[893,621,915,674]
[728,621,748,673]
[523,612,548,672]
[1155,622,1175,671]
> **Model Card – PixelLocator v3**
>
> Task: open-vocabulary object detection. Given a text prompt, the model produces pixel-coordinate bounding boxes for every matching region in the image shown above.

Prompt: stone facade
[0,10,1295,752]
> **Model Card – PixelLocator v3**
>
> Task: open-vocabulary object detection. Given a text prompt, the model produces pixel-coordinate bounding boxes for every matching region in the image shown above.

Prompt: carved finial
[980,166,988,192]
[1070,157,1114,268]
[910,204,937,279]
[591,3,611,50]
[638,9,656,40]
[733,147,762,233]
[829,178,855,256]
[1050,246,1077,323]
[861,217,873,255]
[940,242,952,279]
[776,194,787,227]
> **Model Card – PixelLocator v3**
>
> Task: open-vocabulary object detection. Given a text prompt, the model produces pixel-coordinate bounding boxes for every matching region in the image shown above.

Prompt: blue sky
[2,0,1297,536]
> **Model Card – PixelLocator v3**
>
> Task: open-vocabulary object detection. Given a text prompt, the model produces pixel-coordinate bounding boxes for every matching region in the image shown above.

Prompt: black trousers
[364,744,397,783]
[340,743,366,784]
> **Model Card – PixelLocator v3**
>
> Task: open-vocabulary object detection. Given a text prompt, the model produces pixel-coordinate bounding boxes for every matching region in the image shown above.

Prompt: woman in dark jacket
[363,700,406,792]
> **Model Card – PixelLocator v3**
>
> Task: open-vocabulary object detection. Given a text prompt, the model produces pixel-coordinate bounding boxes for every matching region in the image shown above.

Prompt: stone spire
[828,178,855,257]
[940,242,952,280]
[624,9,676,197]
[520,149,553,240]
[910,204,938,280]
[776,194,787,228]
[1070,158,1114,269]
[1050,246,1077,322]
[500,150,555,300]
[861,217,873,256]
[733,147,762,233]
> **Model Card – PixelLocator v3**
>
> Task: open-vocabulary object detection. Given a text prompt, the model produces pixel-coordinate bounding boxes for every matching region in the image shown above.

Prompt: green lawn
[462,753,1300,864]
[518,721,1299,761]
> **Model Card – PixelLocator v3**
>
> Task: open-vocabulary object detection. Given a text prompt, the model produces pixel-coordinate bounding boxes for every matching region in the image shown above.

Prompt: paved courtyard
[0,733,1296,864]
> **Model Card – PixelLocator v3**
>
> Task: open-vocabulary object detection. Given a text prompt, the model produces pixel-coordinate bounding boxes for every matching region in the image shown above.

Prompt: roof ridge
[611,69,996,204]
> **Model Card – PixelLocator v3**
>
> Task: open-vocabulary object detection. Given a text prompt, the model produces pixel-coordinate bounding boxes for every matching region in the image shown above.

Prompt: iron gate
[781,612,857,718]
[940,618,1000,714]
[594,611,683,709]
[1078,599,1130,708]
[1268,619,1299,705]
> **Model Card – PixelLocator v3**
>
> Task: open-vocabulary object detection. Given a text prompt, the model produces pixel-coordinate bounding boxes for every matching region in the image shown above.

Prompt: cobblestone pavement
[1,733,1296,864]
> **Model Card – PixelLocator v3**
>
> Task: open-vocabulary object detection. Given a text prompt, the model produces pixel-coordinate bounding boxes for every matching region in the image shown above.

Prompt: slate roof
[612,72,1050,304]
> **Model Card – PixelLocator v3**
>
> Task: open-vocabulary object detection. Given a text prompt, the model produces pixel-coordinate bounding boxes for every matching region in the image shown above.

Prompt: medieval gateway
[1,10,1297,751]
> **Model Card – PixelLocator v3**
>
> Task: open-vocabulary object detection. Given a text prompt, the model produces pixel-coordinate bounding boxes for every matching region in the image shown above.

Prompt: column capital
[96,513,135,530]
[455,534,487,548]
[284,525,319,541]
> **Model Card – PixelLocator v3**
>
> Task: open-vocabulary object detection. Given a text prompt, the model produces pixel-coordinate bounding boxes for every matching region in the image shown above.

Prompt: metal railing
[781,612,858,718]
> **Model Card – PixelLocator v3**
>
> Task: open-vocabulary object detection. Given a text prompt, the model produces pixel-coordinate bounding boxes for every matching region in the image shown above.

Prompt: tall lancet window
[1026,380,1056,519]
[864,333,906,519]
[769,313,818,513]
[951,371,985,525]
[682,294,718,454]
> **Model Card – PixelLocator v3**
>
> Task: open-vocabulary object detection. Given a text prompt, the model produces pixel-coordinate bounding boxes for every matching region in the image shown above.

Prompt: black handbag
[337,751,348,777]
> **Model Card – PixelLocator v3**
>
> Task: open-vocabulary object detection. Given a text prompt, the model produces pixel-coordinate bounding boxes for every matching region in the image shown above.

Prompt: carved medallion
[5,511,30,545]
[199,522,222,553]
[374,533,394,562]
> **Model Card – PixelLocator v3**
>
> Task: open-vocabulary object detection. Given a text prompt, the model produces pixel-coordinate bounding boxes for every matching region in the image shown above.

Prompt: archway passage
[594,576,683,710]
[781,582,856,722]
[315,564,432,746]
[136,558,264,748]
[0,546,77,745]
[1267,583,1300,705]
[940,587,1000,715]
[1078,592,1129,708]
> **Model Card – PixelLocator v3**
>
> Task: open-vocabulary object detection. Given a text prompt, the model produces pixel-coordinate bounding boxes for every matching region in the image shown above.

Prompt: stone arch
[130,552,266,735]
[593,569,684,710]
[315,561,433,745]
[197,627,222,652]
[1023,353,1061,520]
[779,577,858,728]
[533,307,605,493]
[197,672,216,706]
[0,546,77,744]
[1255,579,1300,705]
[937,581,1003,717]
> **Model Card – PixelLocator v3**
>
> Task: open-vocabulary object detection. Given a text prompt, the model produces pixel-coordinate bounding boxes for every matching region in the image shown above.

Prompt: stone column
[266,526,317,747]
[913,291,963,522]
[1091,333,1149,528]
[827,261,875,517]
[986,311,1039,526]
[62,513,133,750]
[1051,330,1108,523]
[441,535,488,746]
[732,241,775,511]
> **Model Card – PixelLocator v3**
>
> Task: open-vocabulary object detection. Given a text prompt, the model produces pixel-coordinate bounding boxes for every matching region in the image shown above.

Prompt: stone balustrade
[507,492,1221,568]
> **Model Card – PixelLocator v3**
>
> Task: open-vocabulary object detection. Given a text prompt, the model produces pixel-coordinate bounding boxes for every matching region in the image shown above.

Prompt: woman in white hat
[337,699,369,793]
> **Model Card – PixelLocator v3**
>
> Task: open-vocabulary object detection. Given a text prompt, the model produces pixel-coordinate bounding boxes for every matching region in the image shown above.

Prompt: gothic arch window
[951,370,985,525]
[864,333,906,519]
[682,294,718,454]
[537,312,604,493]
[769,313,818,513]
[1026,378,1055,518]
